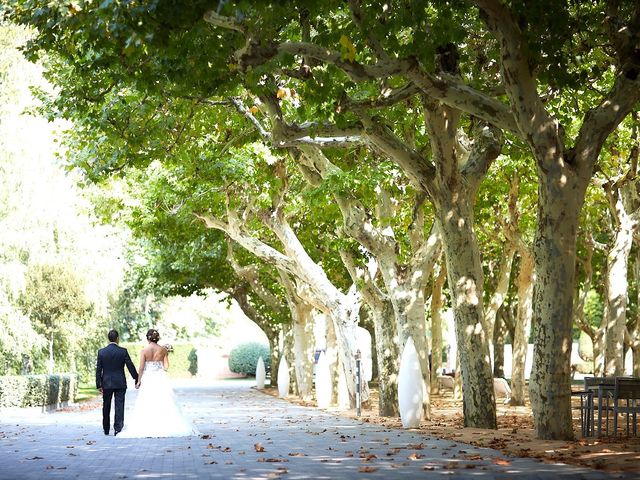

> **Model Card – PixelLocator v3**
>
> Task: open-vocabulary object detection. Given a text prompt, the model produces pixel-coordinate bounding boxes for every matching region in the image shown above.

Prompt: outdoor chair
[493,377,512,405]
[572,389,593,437]
[437,375,455,390]
[583,376,616,436]
[610,377,640,437]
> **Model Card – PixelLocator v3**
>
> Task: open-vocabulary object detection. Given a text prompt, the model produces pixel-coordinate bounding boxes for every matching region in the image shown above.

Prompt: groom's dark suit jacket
[96,343,138,390]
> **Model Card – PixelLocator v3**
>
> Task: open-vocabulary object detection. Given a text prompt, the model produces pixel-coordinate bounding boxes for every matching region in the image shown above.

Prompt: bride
[118,329,199,438]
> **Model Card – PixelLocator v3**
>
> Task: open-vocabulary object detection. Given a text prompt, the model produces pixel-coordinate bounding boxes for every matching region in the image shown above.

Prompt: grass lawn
[76,383,99,402]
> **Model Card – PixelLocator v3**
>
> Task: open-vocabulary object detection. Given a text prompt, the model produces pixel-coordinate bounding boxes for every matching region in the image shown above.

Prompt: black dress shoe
[114,430,120,436]
[104,432,109,435]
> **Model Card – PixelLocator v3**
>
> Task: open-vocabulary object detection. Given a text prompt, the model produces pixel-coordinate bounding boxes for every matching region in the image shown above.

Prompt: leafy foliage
[0,373,77,408]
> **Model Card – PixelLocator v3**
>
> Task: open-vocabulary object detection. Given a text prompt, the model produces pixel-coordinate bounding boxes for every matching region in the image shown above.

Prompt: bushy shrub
[228,342,270,376]
[188,348,198,376]
[0,374,77,408]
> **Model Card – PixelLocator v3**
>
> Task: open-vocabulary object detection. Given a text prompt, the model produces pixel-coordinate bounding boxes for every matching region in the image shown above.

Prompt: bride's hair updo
[146,329,160,343]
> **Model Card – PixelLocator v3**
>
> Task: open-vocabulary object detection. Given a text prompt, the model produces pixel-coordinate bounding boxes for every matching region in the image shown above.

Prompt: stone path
[0,379,632,479]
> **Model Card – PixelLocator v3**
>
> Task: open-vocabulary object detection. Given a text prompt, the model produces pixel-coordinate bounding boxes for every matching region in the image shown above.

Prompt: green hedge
[0,374,77,408]
[228,342,271,376]
[120,342,195,378]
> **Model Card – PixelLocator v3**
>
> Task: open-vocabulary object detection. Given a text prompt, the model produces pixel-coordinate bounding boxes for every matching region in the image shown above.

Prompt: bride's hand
[135,380,141,389]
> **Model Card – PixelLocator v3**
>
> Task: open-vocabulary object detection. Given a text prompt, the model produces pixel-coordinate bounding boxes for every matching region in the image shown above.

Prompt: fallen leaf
[358,466,378,473]
[463,454,482,461]
[255,443,266,452]
[407,453,424,460]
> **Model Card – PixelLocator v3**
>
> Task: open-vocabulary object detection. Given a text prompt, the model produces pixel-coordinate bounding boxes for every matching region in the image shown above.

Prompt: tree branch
[361,115,435,193]
[203,10,247,34]
[193,212,296,274]
[474,0,557,151]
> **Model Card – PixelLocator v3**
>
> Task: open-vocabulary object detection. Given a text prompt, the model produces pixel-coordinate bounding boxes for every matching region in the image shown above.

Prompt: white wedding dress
[118,361,199,438]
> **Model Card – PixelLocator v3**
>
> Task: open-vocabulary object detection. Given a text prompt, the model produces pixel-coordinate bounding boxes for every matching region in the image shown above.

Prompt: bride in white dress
[118,329,199,438]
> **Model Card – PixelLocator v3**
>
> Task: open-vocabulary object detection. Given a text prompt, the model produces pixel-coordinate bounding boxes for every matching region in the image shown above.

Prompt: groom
[96,329,138,436]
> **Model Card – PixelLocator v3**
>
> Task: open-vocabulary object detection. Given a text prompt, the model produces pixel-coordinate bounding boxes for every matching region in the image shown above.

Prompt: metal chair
[611,377,640,436]
[572,389,594,437]
[584,376,615,436]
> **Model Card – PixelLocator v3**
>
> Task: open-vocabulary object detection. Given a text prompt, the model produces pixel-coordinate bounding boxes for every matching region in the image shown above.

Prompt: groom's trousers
[102,388,126,434]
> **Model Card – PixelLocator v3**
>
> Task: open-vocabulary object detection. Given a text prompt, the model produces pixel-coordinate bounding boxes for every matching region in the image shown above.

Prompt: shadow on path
[0,379,631,479]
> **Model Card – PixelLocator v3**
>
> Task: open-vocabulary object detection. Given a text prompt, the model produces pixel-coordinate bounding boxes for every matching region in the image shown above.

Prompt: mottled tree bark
[511,251,534,406]
[430,263,447,394]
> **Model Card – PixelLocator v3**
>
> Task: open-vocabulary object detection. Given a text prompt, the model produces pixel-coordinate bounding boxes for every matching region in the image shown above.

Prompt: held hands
[135,380,141,389]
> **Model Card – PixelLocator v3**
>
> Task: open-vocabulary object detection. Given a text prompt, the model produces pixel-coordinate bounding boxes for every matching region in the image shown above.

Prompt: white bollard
[398,337,423,428]
[315,351,332,408]
[255,356,266,389]
[278,357,290,398]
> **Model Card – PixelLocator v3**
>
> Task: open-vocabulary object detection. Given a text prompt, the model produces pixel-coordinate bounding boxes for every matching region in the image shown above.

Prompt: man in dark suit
[96,329,138,436]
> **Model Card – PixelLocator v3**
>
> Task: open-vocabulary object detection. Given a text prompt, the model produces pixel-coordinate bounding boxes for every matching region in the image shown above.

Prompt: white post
[398,337,424,428]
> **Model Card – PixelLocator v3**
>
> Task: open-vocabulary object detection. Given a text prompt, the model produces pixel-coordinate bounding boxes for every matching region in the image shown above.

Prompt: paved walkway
[0,380,632,479]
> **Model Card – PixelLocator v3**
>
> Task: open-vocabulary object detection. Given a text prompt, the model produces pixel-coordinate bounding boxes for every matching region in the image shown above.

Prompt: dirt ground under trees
[262,387,640,475]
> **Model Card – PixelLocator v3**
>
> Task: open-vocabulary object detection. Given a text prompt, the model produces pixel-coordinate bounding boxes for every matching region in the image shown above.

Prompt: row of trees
[5,1,640,440]
[0,23,228,380]
[0,23,118,379]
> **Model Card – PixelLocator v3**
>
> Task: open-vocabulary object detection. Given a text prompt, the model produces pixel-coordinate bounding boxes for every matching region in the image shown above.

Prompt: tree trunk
[292,301,315,401]
[438,207,497,428]
[492,312,505,378]
[298,146,429,413]
[267,215,365,407]
[385,281,430,418]
[371,300,400,416]
[485,246,515,345]
[511,251,534,406]
[270,338,280,387]
[632,249,640,377]
[603,212,636,375]
[529,174,586,440]
[325,314,341,405]
[283,322,297,396]
[430,263,447,394]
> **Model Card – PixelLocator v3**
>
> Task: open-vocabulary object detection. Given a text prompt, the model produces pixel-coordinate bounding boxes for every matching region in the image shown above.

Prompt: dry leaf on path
[358,466,378,473]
